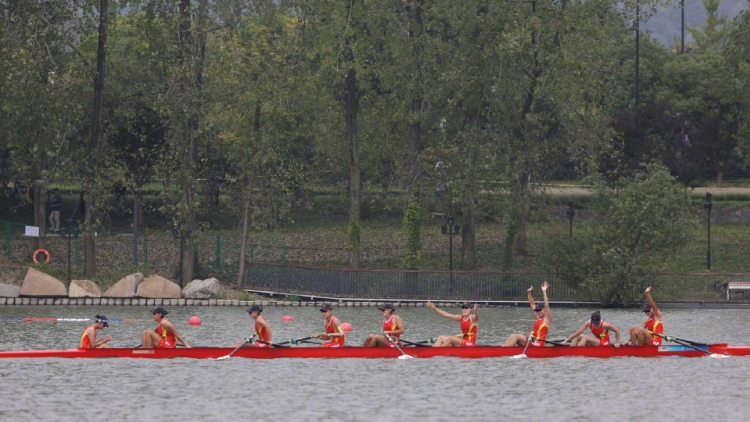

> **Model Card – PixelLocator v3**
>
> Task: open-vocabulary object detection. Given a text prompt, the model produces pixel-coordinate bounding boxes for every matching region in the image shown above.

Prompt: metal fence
[244,262,750,303]
[2,221,287,280]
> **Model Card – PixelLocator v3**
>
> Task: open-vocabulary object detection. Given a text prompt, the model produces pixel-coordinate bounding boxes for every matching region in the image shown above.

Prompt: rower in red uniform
[564,311,621,347]
[363,303,405,347]
[426,301,479,347]
[629,286,664,346]
[232,304,273,348]
[79,315,112,349]
[141,307,191,349]
[503,282,552,347]
[314,303,345,347]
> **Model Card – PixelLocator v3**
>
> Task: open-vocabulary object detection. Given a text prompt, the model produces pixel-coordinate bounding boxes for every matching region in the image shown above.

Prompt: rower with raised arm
[426,301,479,347]
[503,282,552,347]
[79,315,112,349]
[629,286,664,346]
[363,303,405,347]
[232,304,272,348]
[314,303,346,347]
[142,307,191,349]
[565,311,621,347]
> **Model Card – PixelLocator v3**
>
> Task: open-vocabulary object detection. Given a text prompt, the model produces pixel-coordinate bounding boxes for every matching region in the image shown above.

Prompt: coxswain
[503,281,552,347]
[232,304,273,348]
[363,303,405,347]
[314,303,346,347]
[628,286,664,346]
[564,311,621,347]
[426,301,479,347]
[80,315,112,349]
[141,307,191,349]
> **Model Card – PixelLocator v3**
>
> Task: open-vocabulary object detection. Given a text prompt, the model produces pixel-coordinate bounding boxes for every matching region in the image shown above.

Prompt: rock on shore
[136,274,181,299]
[103,273,144,297]
[69,280,103,298]
[182,278,221,299]
[19,268,67,297]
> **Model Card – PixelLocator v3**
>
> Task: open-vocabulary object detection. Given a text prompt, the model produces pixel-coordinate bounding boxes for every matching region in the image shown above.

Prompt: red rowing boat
[0,344,747,359]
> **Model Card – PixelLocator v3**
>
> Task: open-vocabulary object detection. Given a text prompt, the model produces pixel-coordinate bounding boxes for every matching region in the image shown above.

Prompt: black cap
[246,304,262,313]
[151,306,168,316]
[643,303,652,313]
[460,302,472,309]
[95,315,109,327]
[590,311,601,325]
[534,302,544,311]
[320,303,333,312]
[378,303,395,311]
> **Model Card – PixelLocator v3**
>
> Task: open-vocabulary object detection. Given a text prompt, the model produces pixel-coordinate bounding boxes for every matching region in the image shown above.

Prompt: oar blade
[397,354,413,359]
[709,353,729,359]
[511,353,527,359]
[212,355,231,361]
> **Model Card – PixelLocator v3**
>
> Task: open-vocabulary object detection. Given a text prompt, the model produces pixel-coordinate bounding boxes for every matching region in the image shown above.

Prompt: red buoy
[281,315,294,322]
[342,322,353,332]
[188,316,202,326]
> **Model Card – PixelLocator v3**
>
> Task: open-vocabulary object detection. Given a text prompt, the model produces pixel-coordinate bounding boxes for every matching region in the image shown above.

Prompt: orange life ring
[33,249,51,264]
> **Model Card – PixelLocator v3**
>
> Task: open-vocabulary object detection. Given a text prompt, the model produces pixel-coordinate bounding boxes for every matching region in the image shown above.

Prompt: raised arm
[565,320,590,343]
[471,303,480,323]
[541,281,552,324]
[527,286,536,310]
[645,286,662,320]
[426,302,461,322]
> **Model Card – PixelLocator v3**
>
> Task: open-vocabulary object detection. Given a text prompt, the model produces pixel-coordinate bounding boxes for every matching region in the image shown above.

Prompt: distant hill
[641,0,746,46]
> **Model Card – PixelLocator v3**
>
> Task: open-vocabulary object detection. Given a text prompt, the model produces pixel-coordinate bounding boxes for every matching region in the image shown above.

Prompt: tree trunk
[237,183,251,289]
[33,184,46,250]
[345,67,361,268]
[84,0,109,277]
[408,0,424,187]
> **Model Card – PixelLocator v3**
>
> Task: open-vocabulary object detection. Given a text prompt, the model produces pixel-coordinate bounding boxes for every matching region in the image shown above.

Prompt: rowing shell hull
[0,344,748,359]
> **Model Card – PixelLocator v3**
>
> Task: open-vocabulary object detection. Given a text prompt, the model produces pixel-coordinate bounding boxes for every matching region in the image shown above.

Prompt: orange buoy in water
[342,322,353,332]
[281,315,294,322]
[188,316,202,326]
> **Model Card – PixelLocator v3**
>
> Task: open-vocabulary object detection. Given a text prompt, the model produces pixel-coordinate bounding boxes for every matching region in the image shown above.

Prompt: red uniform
[459,316,477,347]
[383,316,401,348]
[255,317,270,348]
[80,325,95,349]
[645,316,663,346]
[322,318,345,348]
[156,318,176,348]
[531,318,549,347]
[590,321,610,346]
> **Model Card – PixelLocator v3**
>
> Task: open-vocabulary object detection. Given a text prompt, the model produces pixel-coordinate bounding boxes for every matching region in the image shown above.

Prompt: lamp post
[634,1,640,108]
[441,216,460,293]
[681,0,685,54]
[60,219,79,281]
[565,201,575,238]
[705,192,712,270]
[132,188,139,268]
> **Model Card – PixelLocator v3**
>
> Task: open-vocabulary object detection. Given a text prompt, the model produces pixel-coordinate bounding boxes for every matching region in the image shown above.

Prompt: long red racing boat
[0,344,748,359]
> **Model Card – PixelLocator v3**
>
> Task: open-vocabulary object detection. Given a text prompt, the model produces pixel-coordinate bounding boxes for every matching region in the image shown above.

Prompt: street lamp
[705,192,712,270]
[60,219,79,281]
[441,216,460,293]
[565,201,575,238]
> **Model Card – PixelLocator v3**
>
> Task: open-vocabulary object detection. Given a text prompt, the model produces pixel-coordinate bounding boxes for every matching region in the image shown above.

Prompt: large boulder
[0,283,21,297]
[69,280,103,298]
[136,274,181,299]
[182,278,222,299]
[20,268,68,297]
[103,273,144,298]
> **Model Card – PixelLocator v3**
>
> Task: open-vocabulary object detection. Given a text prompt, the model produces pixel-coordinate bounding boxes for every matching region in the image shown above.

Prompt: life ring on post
[33,249,51,264]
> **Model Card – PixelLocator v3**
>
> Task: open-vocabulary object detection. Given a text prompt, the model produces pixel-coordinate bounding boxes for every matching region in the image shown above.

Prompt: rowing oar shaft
[385,334,413,359]
[653,333,714,356]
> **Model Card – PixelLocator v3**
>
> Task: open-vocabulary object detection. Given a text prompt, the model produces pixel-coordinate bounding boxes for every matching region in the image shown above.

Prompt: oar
[270,337,314,347]
[384,334,413,359]
[214,335,255,361]
[536,338,569,347]
[399,338,435,347]
[512,336,535,359]
[653,333,727,359]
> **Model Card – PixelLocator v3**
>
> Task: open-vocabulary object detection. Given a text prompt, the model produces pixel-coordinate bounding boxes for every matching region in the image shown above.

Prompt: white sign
[24,226,40,237]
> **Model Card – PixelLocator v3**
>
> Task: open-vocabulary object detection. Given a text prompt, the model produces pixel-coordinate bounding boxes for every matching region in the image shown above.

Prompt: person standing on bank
[363,303,405,347]
[142,307,191,349]
[629,286,664,346]
[426,301,479,347]
[564,311,621,347]
[503,282,552,347]
[49,189,62,230]
[232,304,273,348]
[80,315,112,349]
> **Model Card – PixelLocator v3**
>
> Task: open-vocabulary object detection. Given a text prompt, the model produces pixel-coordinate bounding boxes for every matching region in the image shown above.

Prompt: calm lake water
[1,305,749,421]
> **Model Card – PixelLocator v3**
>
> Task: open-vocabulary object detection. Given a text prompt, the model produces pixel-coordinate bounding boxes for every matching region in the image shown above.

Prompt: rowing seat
[726,281,750,301]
